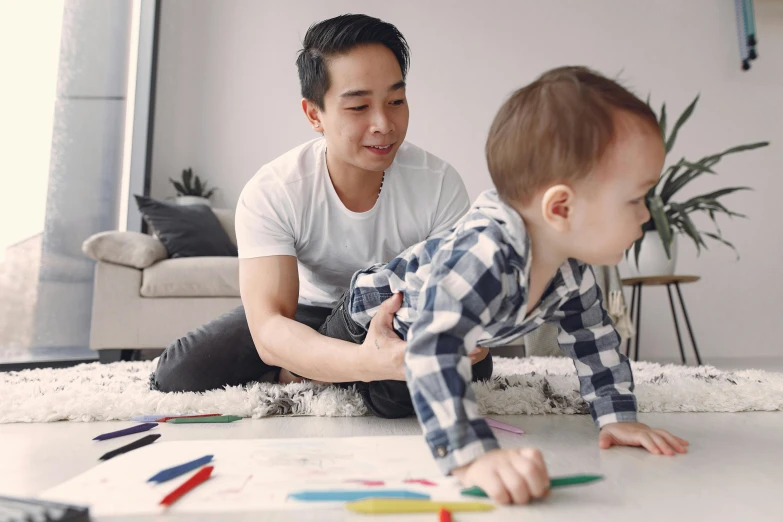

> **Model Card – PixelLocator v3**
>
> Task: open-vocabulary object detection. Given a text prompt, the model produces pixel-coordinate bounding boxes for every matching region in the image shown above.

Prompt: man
[151,14,490,400]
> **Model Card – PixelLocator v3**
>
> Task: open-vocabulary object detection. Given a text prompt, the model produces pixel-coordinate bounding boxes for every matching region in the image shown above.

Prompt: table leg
[633,284,643,362]
[625,284,638,357]
[666,284,687,364]
[674,283,703,365]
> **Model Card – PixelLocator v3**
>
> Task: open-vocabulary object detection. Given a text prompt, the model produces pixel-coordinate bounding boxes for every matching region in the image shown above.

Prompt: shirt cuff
[590,394,638,427]
[424,419,500,475]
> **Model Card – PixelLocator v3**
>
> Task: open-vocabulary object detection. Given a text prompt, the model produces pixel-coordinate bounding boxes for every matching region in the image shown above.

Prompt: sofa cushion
[141,257,240,297]
[135,195,238,258]
[82,231,168,269]
[211,208,237,246]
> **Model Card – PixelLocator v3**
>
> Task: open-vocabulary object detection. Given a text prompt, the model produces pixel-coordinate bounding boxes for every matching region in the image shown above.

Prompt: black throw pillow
[134,195,237,258]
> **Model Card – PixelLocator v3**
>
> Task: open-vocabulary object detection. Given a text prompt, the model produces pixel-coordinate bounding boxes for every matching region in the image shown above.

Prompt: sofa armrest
[82,231,168,269]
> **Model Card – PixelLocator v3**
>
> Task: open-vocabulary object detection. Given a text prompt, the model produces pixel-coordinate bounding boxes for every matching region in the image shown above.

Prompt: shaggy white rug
[2,357,782,423]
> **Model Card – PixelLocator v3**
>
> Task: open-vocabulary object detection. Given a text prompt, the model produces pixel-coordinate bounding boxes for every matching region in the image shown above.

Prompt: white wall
[151,0,783,362]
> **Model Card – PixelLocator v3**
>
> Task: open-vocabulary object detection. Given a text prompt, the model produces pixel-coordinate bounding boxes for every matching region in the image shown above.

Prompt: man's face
[307,43,409,175]
[569,120,665,266]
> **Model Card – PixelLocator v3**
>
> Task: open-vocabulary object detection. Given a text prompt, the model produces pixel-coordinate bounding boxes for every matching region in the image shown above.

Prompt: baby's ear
[540,184,574,233]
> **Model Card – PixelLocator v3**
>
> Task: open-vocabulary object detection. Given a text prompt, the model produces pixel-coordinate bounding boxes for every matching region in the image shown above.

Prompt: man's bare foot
[277,368,304,385]
[470,346,490,365]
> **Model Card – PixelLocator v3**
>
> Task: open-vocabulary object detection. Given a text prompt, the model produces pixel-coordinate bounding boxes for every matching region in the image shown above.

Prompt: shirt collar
[472,189,580,295]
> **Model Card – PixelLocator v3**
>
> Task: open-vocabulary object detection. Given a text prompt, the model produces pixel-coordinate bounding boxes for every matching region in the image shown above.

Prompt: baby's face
[568,122,665,266]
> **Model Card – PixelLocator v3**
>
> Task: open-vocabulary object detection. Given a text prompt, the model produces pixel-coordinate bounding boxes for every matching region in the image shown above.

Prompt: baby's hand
[599,422,689,456]
[451,448,550,505]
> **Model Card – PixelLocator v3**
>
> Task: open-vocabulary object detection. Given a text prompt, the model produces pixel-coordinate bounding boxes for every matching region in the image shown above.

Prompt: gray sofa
[82,208,241,360]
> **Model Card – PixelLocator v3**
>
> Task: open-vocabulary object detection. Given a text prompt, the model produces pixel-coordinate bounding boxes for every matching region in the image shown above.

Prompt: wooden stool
[621,275,703,365]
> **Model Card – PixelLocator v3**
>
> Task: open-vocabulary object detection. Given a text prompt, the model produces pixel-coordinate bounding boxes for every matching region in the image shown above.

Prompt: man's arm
[240,256,406,383]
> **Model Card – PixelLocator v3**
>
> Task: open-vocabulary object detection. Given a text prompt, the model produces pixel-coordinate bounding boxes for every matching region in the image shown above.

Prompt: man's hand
[360,294,493,382]
[599,422,689,456]
[361,293,407,381]
[452,448,550,505]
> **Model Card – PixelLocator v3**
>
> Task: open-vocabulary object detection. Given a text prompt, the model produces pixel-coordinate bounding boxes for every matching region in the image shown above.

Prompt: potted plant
[169,168,217,207]
[627,95,769,276]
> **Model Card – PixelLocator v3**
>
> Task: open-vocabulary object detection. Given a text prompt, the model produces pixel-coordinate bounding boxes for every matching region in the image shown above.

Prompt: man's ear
[301,98,323,133]
[541,184,574,233]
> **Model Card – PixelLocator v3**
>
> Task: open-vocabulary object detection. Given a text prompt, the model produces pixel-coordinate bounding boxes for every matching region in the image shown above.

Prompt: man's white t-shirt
[235,137,470,307]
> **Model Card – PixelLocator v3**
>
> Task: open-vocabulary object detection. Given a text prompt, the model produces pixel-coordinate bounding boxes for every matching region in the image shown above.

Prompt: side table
[621,275,703,365]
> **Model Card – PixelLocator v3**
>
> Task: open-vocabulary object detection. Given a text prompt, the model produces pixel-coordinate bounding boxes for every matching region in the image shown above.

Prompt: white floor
[2,358,783,521]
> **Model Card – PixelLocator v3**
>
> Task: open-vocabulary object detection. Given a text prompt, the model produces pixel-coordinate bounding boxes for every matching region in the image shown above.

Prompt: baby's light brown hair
[486,66,660,205]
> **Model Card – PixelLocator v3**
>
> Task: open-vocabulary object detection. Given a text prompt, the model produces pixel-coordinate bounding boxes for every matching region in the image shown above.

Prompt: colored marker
[131,414,178,422]
[167,415,242,424]
[289,490,429,502]
[159,466,213,507]
[461,474,604,497]
[345,499,494,514]
[549,474,604,487]
[439,507,453,522]
[485,418,525,434]
[345,479,385,486]
[404,479,437,486]
[155,414,222,423]
[98,434,161,461]
[147,455,214,483]
[93,423,157,441]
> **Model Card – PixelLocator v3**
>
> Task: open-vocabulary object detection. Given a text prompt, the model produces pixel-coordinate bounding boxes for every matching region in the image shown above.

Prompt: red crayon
[155,414,221,423]
[160,466,213,507]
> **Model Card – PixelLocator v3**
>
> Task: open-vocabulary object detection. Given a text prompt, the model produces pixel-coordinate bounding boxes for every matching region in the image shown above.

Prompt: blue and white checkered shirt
[348,190,637,474]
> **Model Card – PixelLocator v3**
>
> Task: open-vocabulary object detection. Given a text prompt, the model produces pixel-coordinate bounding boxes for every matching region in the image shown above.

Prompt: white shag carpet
[2,357,782,423]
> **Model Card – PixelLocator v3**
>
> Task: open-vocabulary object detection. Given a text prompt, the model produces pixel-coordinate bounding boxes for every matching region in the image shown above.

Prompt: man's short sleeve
[430,165,470,237]
[234,171,297,259]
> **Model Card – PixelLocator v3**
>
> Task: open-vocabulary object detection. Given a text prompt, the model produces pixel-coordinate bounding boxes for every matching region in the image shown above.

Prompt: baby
[319,66,689,504]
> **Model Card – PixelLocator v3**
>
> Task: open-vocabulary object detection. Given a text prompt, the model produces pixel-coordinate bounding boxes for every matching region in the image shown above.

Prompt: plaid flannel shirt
[348,190,637,474]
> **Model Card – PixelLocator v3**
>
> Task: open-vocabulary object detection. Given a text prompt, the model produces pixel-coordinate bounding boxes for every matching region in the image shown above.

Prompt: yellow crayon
[345,498,495,514]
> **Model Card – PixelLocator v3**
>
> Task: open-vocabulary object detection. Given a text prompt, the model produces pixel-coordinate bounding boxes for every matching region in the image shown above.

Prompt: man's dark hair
[296,14,410,110]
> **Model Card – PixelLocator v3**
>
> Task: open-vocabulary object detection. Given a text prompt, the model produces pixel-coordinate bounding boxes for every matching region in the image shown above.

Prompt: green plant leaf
[670,217,706,257]
[685,196,746,217]
[659,103,667,142]
[703,232,740,260]
[658,158,685,196]
[194,176,203,196]
[680,186,751,211]
[702,200,746,219]
[169,178,187,196]
[648,195,673,259]
[204,188,216,199]
[715,141,770,156]
[665,95,699,154]
[680,160,716,174]
[707,209,722,236]
[671,203,706,255]
[676,141,769,184]
[660,159,718,204]
[182,168,193,192]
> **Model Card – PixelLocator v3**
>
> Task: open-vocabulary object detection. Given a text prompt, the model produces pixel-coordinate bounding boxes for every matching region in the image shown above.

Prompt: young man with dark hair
[151,14,491,397]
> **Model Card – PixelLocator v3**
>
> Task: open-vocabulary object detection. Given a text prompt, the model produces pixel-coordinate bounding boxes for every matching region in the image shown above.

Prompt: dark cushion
[134,195,237,258]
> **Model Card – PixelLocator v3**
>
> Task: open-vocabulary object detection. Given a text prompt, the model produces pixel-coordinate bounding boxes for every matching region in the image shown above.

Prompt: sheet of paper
[40,436,467,516]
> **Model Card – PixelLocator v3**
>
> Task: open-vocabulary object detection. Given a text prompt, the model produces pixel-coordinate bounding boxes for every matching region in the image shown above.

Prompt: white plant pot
[628,231,678,277]
[175,196,211,207]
